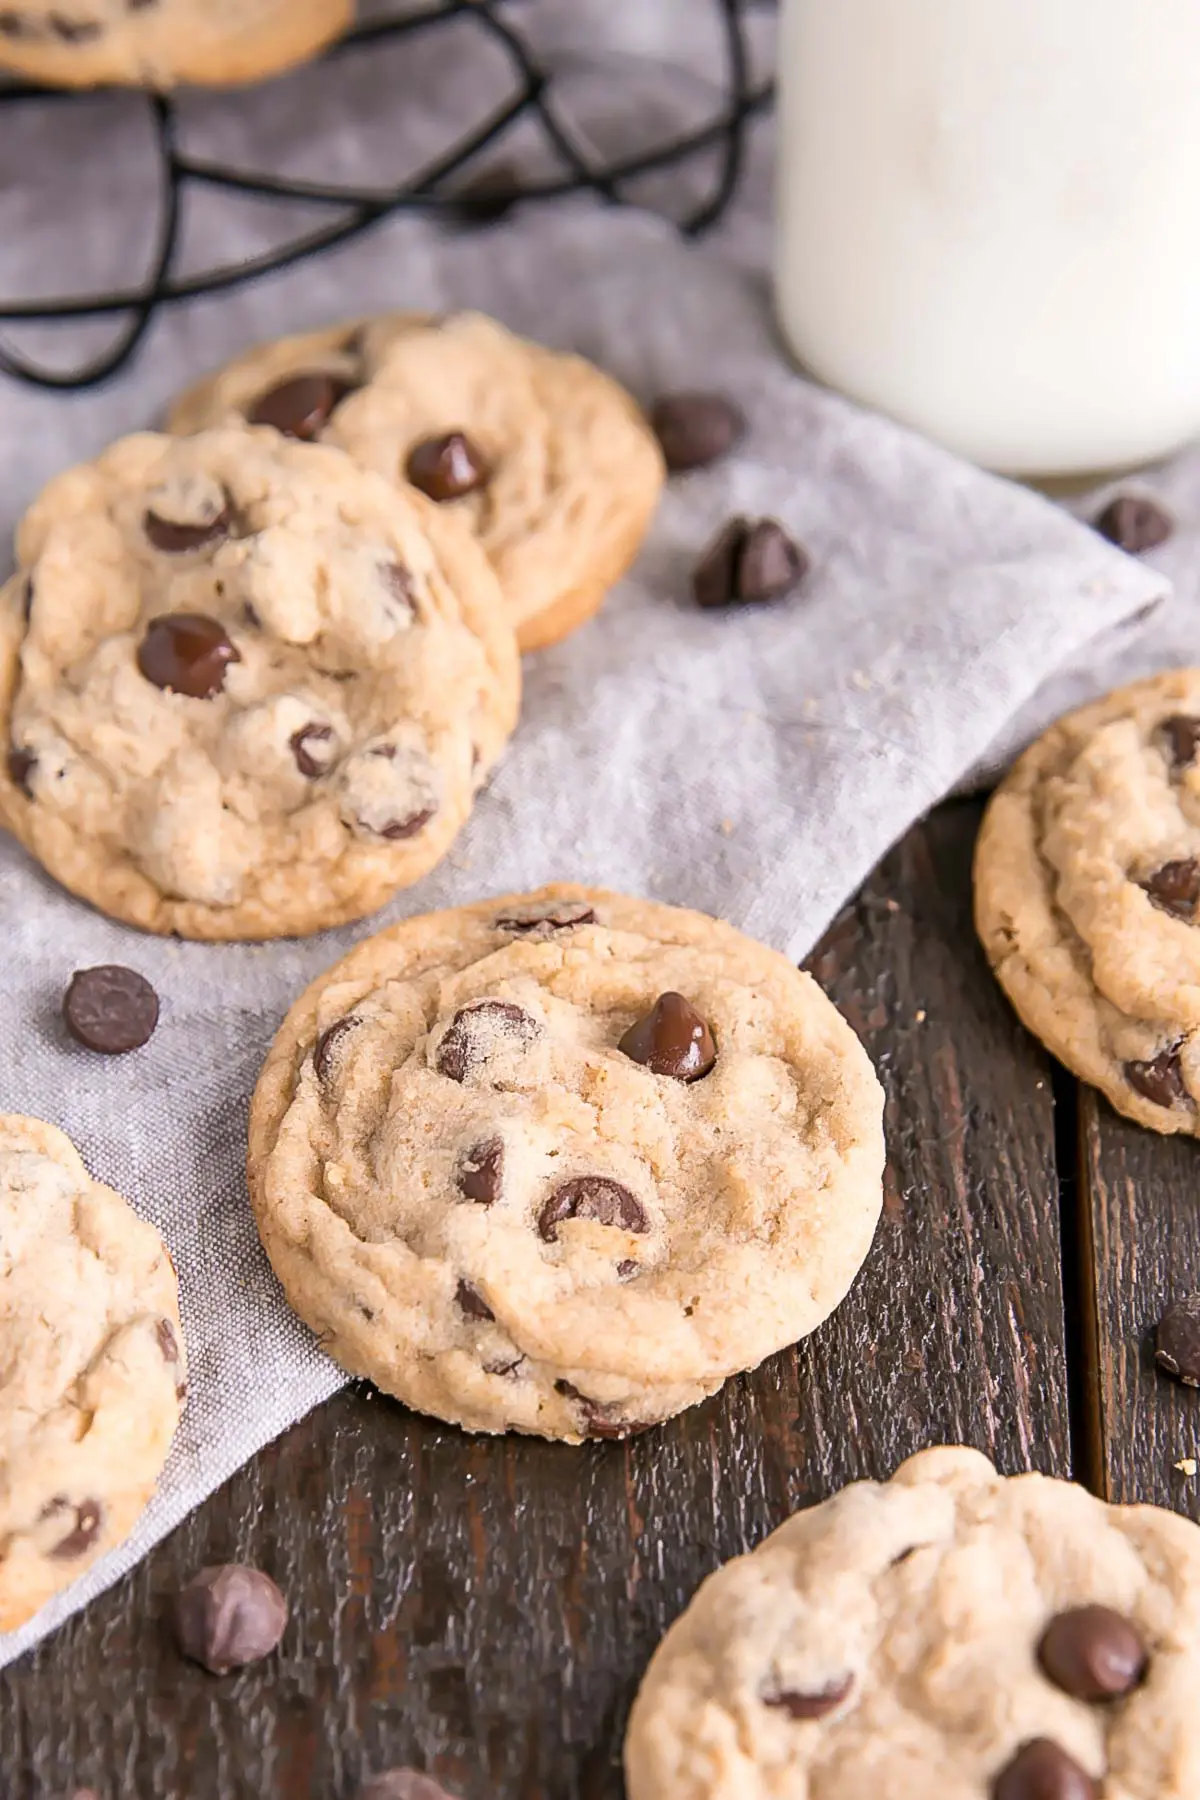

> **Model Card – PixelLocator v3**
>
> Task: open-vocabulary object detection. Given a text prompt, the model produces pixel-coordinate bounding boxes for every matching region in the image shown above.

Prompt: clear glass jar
[775,0,1200,477]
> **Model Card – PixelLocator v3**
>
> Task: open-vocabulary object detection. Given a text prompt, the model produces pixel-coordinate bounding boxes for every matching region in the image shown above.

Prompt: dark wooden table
[4,800,1197,1800]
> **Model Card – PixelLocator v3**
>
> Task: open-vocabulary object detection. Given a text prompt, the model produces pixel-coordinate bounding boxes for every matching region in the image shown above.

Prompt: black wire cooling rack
[0,0,773,393]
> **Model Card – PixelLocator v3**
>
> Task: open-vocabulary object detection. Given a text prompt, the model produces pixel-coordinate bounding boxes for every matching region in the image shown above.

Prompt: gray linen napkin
[0,16,1175,1662]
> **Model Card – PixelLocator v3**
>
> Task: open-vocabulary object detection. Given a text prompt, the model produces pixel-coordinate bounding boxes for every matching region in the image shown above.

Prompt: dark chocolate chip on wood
[693,516,807,607]
[137,613,240,699]
[1038,1605,1147,1701]
[290,721,335,778]
[359,1771,461,1800]
[143,503,231,555]
[1156,1292,1200,1385]
[44,1497,104,1559]
[1139,857,1200,920]
[1124,1046,1189,1109]
[406,432,491,502]
[455,1279,495,1321]
[992,1739,1097,1800]
[538,1176,648,1242]
[457,1135,504,1204]
[762,1672,853,1719]
[173,1564,288,1675]
[651,391,746,473]
[435,1000,541,1082]
[313,1015,362,1084]
[619,992,716,1081]
[1161,714,1200,771]
[63,965,159,1055]
[249,373,354,440]
[1092,494,1173,554]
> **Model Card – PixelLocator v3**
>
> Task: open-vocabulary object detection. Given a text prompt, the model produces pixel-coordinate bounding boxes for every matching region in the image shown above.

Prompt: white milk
[775,0,1200,475]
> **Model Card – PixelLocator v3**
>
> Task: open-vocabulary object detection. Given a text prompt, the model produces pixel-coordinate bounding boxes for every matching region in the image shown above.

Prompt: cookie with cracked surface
[624,1444,1200,1799]
[168,311,667,653]
[0,1114,185,1632]
[975,670,1200,1135]
[0,426,519,940]
[247,885,885,1442]
[0,0,351,89]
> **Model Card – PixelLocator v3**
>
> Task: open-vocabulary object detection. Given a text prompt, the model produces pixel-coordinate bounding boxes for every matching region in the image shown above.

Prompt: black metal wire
[0,0,772,392]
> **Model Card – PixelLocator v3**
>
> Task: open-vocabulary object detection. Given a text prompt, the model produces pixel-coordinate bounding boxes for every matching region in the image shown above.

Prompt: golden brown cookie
[168,312,667,652]
[247,885,886,1442]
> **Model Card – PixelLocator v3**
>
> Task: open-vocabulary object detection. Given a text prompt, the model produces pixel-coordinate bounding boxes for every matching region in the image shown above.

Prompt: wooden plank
[1078,1086,1200,1518]
[0,803,1071,1800]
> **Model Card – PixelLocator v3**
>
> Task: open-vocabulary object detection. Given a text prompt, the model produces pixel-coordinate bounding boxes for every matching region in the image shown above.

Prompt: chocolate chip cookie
[0,426,520,940]
[0,0,351,89]
[247,886,885,1442]
[0,1114,185,1632]
[625,1444,1200,1799]
[975,670,1200,1134]
[168,312,667,652]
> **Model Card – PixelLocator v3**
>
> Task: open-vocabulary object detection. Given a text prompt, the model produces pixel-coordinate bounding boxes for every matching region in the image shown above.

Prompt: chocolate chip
[137,613,240,699]
[378,805,435,840]
[763,1673,853,1719]
[650,391,746,473]
[1161,714,1200,771]
[7,745,35,797]
[693,516,808,607]
[406,433,491,502]
[1093,494,1173,554]
[358,1771,460,1800]
[313,1015,361,1084]
[538,1177,648,1243]
[1139,857,1200,920]
[173,1564,288,1675]
[380,562,416,620]
[290,721,335,778]
[616,1259,637,1279]
[618,992,717,1081]
[1155,1293,1200,1385]
[455,1279,495,1321]
[992,1739,1097,1800]
[63,965,159,1055]
[457,1135,503,1205]
[143,503,231,555]
[553,1379,650,1440]
[155,1317,180,1364]
[1124,1046,1189,1109]
[494,903,597,935]
[49,14,101,40]
[46,1497,104,1559]
[249,373,354,440]
[435,1000,541,1083]
[1038,1605,1147,1702]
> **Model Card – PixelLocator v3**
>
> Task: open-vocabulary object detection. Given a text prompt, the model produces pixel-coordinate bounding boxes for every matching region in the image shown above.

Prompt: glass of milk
[775,0,1200,477]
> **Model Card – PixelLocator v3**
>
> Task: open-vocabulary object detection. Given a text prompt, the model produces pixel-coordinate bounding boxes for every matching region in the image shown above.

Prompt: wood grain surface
[1,803,1079,1800]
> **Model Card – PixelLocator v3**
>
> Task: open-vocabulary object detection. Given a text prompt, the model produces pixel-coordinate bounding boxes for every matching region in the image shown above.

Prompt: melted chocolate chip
[290,721,335,778]
[406,433,491,502]
[137,613,240,699]
[143,503,231,554]
[7,745,35,797]
[313,1015,361,1084]
[1124,1046,1189,1109]
[553,1379,650,1440]
[618,992,717,1081]
[651,391,746,473]
[173,1564,288,1675]
[457,1135,504,1205]
[992,1739,1097,1800]
[455,1279,495,1322]
[1139,857,1200,920]
[763,1673,853,1720]
[538,1177,648,1243]
[249,373,354,440]
[63,965,159,1055]
[46,1497,104,1559]
[693,516,808,607]
[1038,1605,1147,1702]
[435,1000,541,1083]
[1159,713,1200,774]
[1092,494,1173,554]
[494,903,597,936]
[1155,1292,1200,1385]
